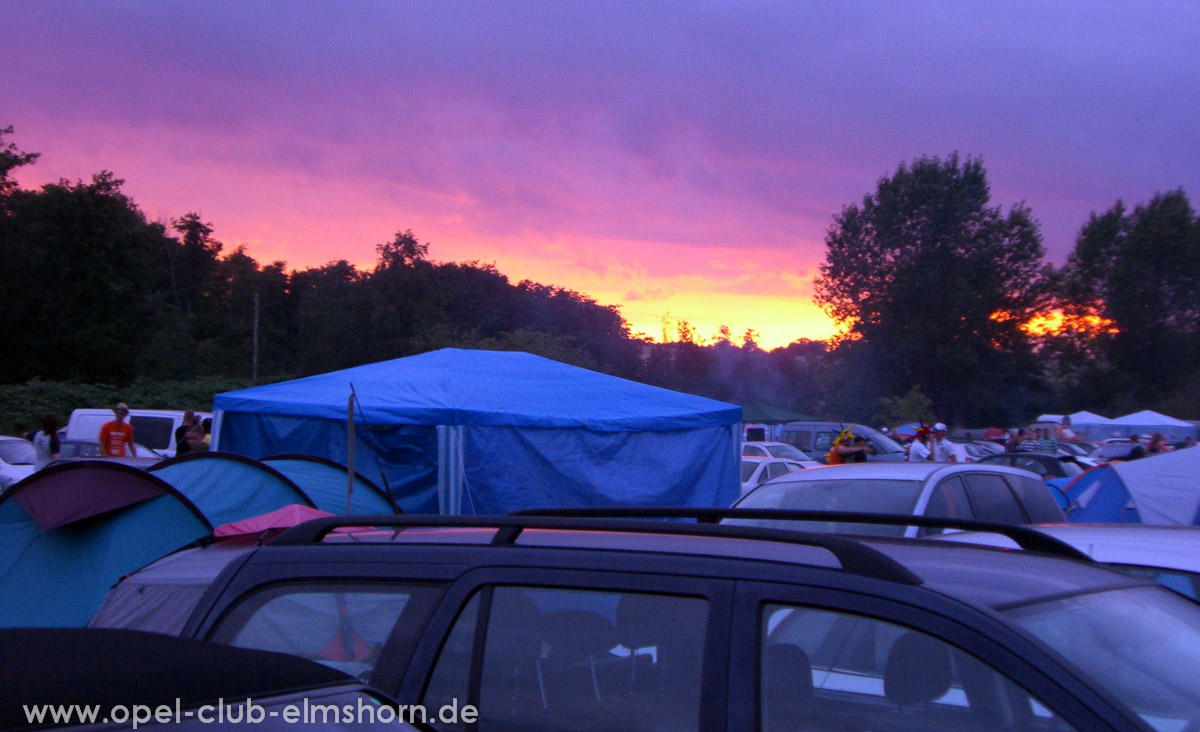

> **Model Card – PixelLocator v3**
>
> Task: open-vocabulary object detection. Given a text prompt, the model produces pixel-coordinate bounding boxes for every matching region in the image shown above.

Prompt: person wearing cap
[98,403,138,458]
[930,423,961,462]
[907,426,932,462]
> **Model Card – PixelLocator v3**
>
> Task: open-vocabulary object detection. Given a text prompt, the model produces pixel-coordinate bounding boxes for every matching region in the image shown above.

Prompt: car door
[730,581,1135,732]
[397,567,732,732]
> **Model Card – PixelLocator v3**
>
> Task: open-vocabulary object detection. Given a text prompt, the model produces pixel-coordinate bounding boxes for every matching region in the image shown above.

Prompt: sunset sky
[4,2,1198,349]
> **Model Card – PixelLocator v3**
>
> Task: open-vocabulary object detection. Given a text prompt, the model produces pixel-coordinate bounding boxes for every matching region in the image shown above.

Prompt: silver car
[731,461,1066,536]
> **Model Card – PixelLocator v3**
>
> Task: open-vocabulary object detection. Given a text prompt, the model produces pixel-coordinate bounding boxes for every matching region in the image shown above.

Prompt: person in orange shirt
[98,403,138,457]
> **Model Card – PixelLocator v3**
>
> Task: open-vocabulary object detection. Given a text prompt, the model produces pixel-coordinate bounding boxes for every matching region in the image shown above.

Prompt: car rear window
[733,478,925,537]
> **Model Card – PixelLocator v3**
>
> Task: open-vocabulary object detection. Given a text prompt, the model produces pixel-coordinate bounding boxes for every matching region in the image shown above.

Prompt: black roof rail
[268,513,923,586]
[510,507,1093,563]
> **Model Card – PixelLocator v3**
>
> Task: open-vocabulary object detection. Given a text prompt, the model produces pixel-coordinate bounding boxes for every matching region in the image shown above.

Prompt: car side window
[423,586,708,732]
[743,445,767,457]
[1008,474,1069,521]
[208,582,434,682]
[766,462,792,481]
[813,432,834,453]
[922,476,973,534]
[760,603,1078,732]
[961,473,1026,524]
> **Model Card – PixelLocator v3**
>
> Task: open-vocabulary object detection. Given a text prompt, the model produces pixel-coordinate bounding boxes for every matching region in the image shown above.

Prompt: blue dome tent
[212,349,742,514]
[1067,447,1200,524]
[261,455,397,515]
[148,453,316,526]
[0,461,212,627]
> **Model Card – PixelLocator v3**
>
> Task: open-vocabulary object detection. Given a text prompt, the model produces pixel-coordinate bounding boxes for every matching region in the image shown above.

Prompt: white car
[0,436,36,489]
[731,462,1066,536]
[740,457,807,497]
[935,523,1200,600]
[741,440,821,465]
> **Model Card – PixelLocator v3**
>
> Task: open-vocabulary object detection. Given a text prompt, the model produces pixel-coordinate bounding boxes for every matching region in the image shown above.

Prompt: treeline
[2,127,1199,431]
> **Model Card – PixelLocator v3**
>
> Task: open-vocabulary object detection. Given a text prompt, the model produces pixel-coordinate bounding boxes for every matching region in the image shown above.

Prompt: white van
[65,409,212,459]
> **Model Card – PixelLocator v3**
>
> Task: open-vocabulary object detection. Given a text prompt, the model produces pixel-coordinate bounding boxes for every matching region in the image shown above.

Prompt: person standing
[98,403,137,457]
[1019,429,1040,452]
[174,410,198,456]
[907,427,932,462]
[930,423,960,462]
[1039,429,1059,454]
[32,413,61,470]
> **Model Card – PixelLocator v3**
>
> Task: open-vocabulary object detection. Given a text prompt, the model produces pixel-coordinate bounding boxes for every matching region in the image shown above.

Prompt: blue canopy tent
[0,461,212,627]
[212,349,742,514]
[1066,447,1200,524]
[261,455,397,515]
[148,453,316,526]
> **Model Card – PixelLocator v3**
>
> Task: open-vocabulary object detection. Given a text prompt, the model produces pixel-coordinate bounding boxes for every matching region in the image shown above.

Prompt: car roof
[0,628,356,729]
[266,512,1139,612]
[754,461,1038,482]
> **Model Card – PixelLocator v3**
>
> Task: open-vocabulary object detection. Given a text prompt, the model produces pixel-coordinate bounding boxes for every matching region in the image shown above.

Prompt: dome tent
[0,461,212,627]
[213,349,742,514]
[1067,447,1200,524]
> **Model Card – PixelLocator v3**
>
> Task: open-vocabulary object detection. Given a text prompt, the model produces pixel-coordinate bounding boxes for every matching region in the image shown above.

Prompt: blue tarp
[213,349,742,514]
[148,454,315,526]
[1066,447,1200,524]
[0,463,212,627]
[261,455,397,515]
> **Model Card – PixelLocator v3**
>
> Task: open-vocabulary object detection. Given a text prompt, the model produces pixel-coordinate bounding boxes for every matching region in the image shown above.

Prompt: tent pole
[346,392,355,516]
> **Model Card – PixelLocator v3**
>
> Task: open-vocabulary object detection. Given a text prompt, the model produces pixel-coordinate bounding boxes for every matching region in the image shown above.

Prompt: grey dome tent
[212,349,742,514]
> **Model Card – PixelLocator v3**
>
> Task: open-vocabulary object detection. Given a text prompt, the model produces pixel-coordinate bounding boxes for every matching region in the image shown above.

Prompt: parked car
[0,436,35,490]
[742,440,821,465]
[0,627,428,730]
[115,510,1200,732]
[977,452,1092,481]
[936,523,1200,601]
[740,457,808,496]
[65,408,211,459]
[731,462,1066,536]
[1090,441,1146,463]
[777,421,907,463]
[57,438,163,461]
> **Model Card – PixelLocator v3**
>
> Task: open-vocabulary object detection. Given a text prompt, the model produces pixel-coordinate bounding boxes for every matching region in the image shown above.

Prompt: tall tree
[1061,190,1200,405]
[814,153,1049,424]
[0,126,39,204]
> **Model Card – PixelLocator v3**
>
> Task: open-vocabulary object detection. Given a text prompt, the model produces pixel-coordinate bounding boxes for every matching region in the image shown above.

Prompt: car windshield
[730,478,925,536]
[764,443,810,461]
[1004,585,1200,731]
[0,441,35,465]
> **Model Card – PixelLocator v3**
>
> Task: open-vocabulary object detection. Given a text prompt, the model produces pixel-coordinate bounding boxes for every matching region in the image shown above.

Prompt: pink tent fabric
[213,504,333,537]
